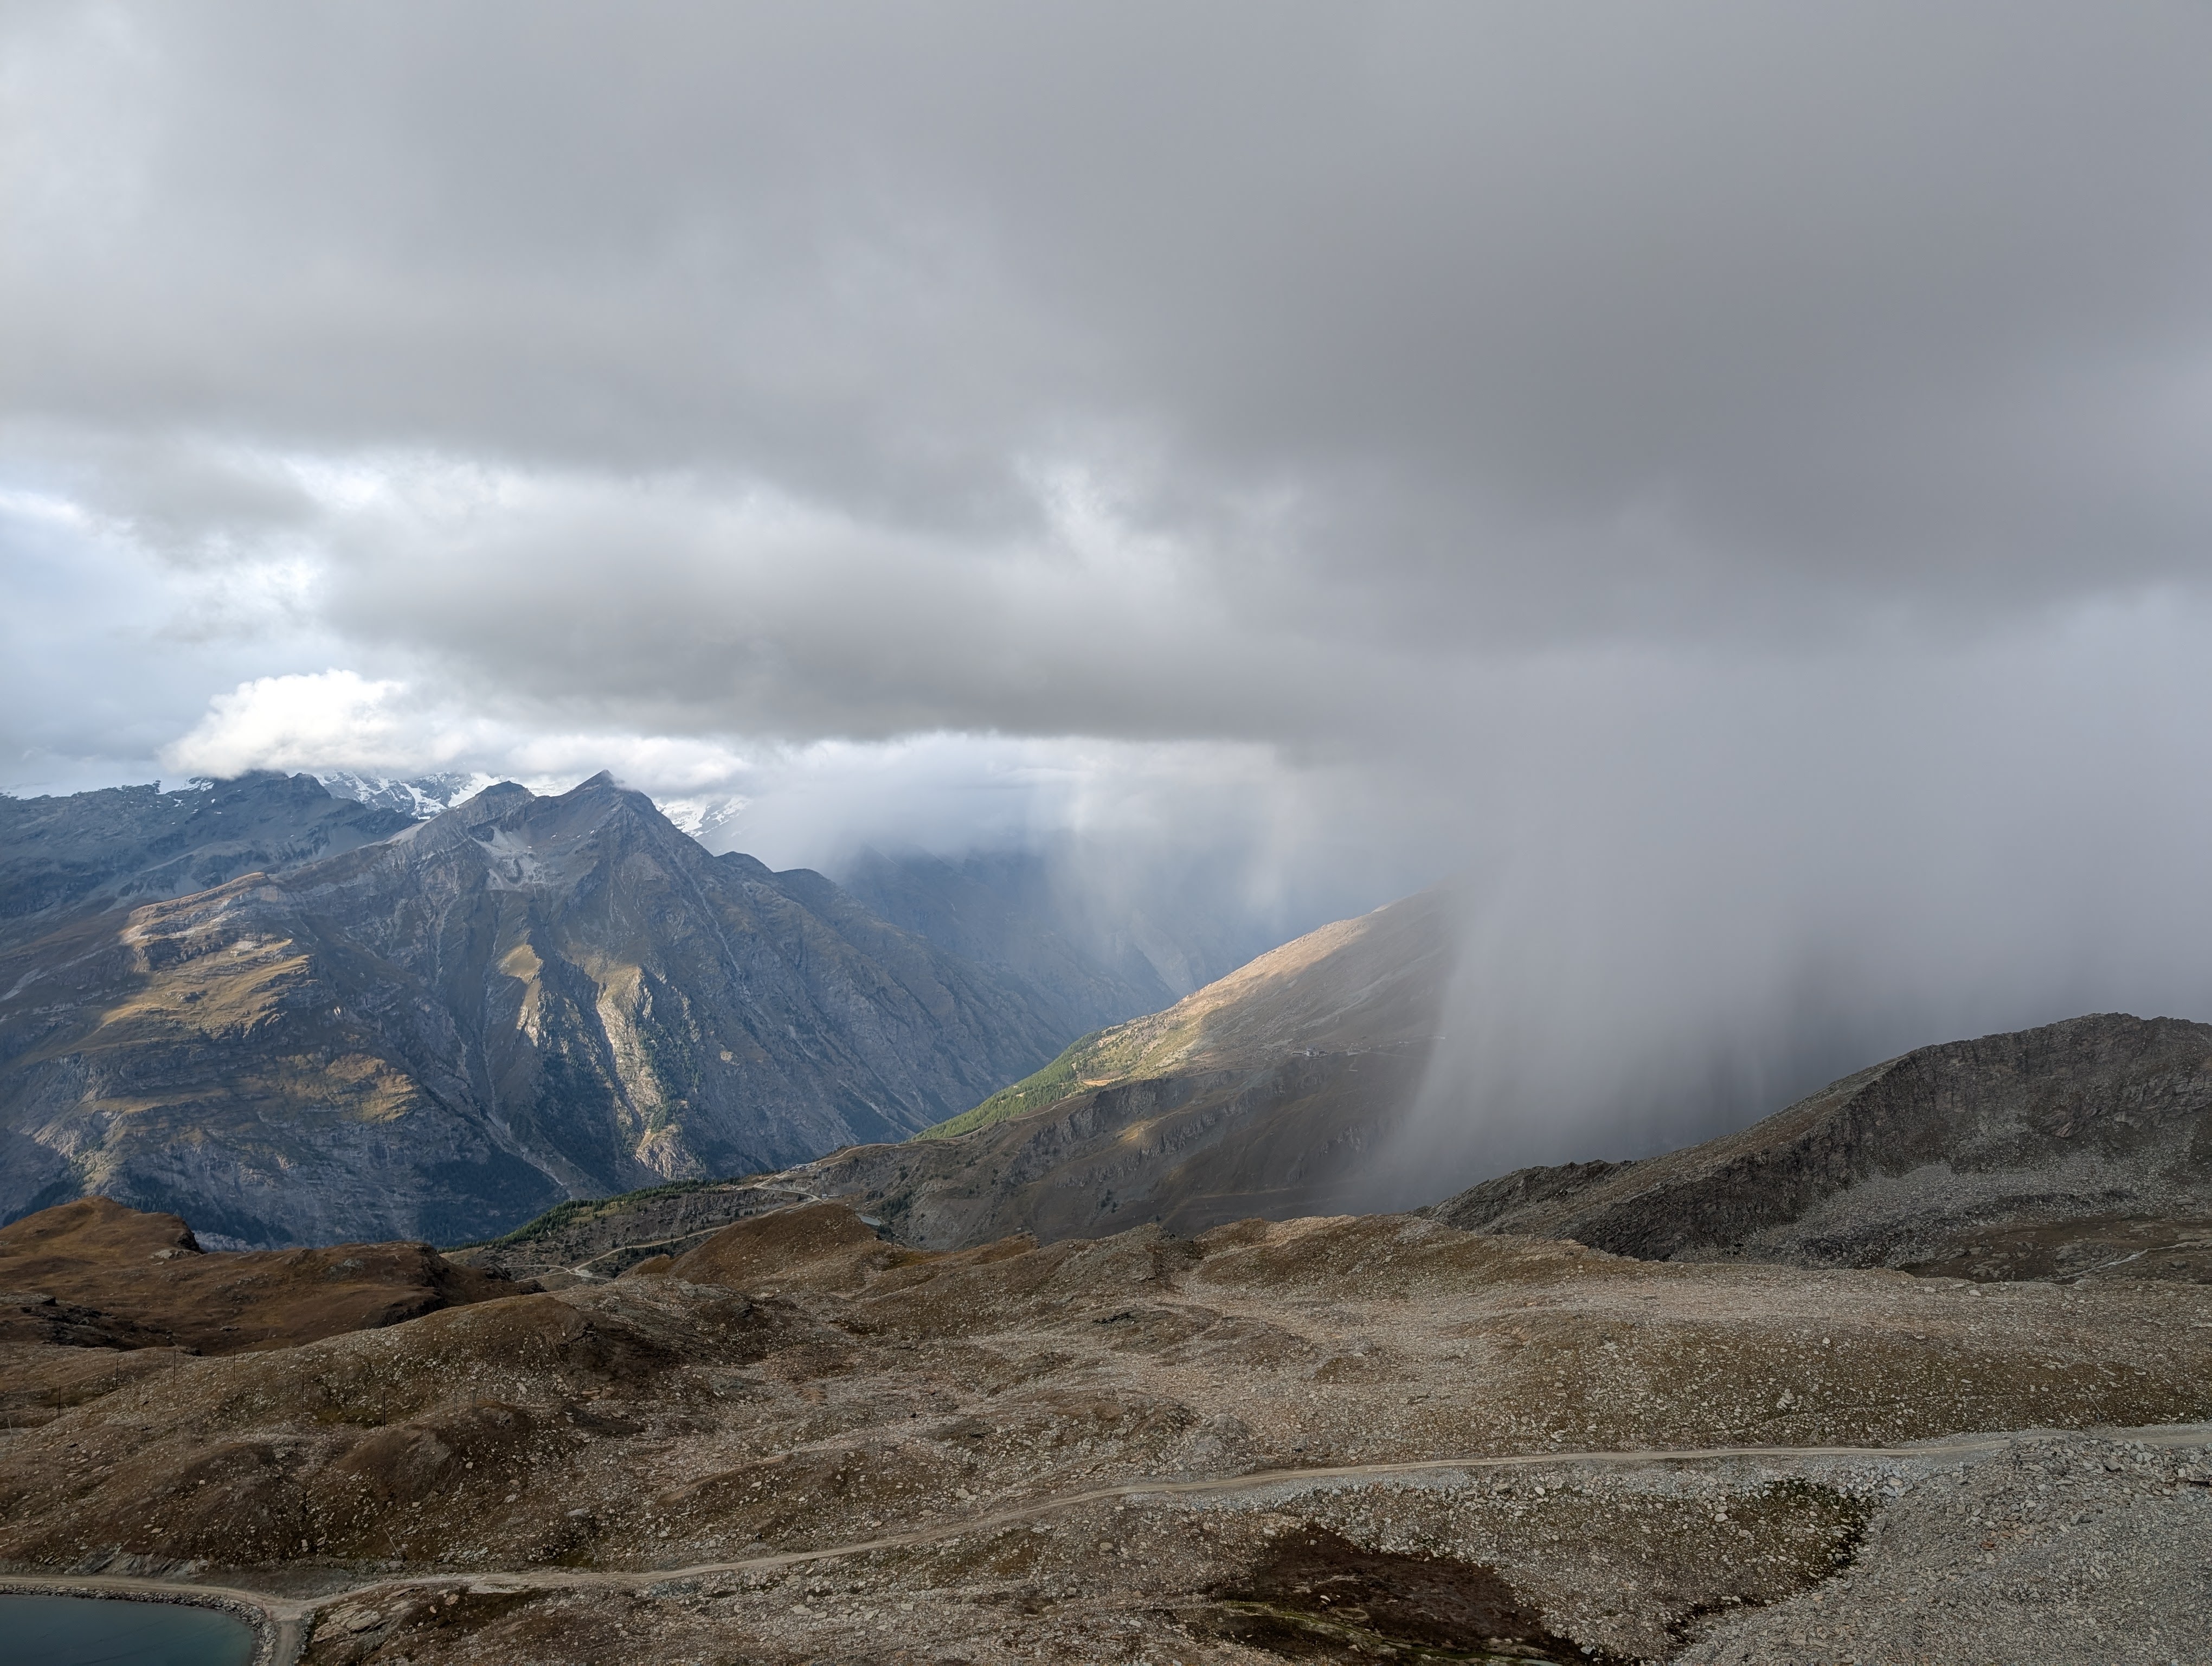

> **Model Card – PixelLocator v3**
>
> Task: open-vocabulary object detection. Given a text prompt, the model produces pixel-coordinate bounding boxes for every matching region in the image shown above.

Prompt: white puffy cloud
[161,670,415,779]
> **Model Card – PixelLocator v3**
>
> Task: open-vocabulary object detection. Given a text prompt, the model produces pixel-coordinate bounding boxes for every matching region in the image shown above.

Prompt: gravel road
[10,1425,2207,1665]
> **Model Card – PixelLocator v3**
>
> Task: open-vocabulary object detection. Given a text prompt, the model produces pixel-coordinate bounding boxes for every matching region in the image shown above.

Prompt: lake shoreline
[0,1575,290,1665]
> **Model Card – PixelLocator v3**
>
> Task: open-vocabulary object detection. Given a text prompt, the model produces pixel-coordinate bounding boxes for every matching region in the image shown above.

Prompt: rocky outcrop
[449,1176,819,1282]
[1425,1013,2212,1274]
[0,774,1079,1245]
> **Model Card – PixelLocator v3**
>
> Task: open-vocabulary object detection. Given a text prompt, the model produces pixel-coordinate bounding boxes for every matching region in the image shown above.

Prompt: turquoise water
[0,1593,256,1665]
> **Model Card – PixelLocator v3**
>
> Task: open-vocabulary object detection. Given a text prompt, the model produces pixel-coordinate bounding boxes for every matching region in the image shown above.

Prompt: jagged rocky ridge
[0,773,1081,1246]
[0,772,413,921]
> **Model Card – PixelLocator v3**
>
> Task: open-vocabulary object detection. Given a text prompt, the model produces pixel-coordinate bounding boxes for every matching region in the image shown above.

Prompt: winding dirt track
[8,1422,2209,1665]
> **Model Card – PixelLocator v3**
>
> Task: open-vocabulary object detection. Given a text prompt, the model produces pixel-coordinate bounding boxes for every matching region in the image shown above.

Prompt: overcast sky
[6,2,2212,1171]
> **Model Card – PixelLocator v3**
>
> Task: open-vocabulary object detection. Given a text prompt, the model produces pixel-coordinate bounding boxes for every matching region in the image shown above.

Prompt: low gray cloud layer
[5,2,2212,1182]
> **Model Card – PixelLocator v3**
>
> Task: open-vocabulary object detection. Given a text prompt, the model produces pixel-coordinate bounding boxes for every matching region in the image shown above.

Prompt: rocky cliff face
[1425,1012,2212,1277]
[0,774,1075,1246]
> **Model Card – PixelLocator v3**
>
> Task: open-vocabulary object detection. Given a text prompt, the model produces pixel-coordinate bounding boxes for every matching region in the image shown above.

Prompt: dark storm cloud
[7,2,2212,1186]
[7,1,2211,745]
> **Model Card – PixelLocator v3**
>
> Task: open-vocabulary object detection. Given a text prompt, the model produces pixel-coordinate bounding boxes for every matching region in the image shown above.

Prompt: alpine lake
[0,1592,256,1665]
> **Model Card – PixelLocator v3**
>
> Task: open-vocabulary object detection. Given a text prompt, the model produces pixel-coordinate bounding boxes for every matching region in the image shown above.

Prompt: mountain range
[4,787,2210,1662]
[782,990,2210,1285]
[666,915,2211,1289]
[0,773,1156,1247]
[0,772,414,920]
[12,769,2210,1299]
[446,866,2212,1295]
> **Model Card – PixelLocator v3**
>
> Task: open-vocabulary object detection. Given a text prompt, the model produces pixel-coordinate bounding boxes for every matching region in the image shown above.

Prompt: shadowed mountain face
[0,775,1075,1246]
[833,847,1181,1039]
[794,887,1458,1247]
[1426,1013,2212,1280]
[834,843,1311,1014]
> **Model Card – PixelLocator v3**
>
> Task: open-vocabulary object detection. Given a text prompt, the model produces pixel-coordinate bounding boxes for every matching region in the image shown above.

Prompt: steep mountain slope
[834,846,1179,1037]
[835,842,1309,1007]
[792,886,1457,1246]
[1426,1012,2212,1278]
[0,772,412,927]
[0,776,1075,1245]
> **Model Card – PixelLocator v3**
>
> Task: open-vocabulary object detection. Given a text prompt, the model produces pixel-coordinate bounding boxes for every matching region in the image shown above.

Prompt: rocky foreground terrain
[2,1196,2207,1663]
[451,1175,818,1283]
[0,1196,523,1355]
